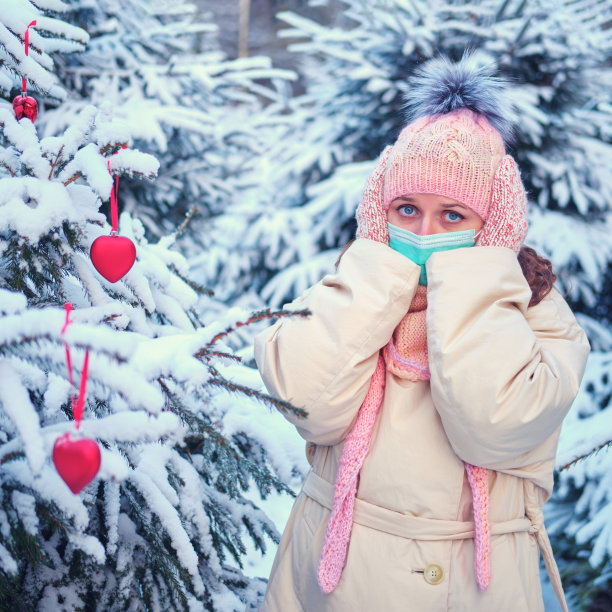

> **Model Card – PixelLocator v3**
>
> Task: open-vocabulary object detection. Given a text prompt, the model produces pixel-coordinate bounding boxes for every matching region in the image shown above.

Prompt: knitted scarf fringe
[317,355,386,594]
[466,463,491,590]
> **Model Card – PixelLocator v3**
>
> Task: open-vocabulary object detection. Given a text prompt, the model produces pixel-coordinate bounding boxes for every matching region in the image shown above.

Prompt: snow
[32,0,71,12]
[39,584,86,612]
[137,262,197,312]
[137,445,180,505]
[121,266,157,312]
[42,375,70,418]
[12,490,39,534]
[68,531,106,564]
[0,2,86,99]
[150,286,195,329]
[130,331,210,385]
[92,446,128,485]
[35,15,89,48]
[0,107,39,153]
[0,360,46,473]
[0,287,26,314]
[104,481,121,555]
[220,364,310,486]
[0,72,13,94]
[108,147,159,178]
[170,454,219,568]
[5,460,90,529]
[7,354,47,392]
[85,358,165,413]
[129,469,205,596]
[0,509,10,538]
[84,411,184,444]
[0,542,18,575]
[65,142,112,196]
[0,178,83,241]
[70,252,114,308]
[557,394,612,470]
[92,118,132,149]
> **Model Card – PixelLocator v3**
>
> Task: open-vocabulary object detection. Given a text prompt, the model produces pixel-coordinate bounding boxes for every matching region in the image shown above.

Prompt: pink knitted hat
[383,55,517,221]
[383,109,505,219]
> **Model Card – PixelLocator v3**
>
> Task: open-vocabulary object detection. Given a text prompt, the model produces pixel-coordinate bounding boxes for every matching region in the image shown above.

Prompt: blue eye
[444,211,464,222]
[398,205,416,217]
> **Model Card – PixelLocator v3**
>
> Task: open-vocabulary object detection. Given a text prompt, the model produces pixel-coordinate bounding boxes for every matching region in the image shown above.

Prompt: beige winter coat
[254,239,590,612]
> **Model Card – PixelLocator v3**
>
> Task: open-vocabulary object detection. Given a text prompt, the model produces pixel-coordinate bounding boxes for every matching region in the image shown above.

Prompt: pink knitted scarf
[317,286,491,593]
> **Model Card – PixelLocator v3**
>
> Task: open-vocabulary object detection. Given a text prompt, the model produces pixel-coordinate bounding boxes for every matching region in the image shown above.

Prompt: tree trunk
[239,0,250,57]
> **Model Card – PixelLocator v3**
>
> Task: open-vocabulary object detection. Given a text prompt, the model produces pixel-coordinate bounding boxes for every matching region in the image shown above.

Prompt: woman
[254,56,590,611]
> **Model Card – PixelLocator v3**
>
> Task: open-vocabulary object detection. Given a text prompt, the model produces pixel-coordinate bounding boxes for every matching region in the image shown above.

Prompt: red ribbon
[61,303,89,429]
[22,20,37,94]
[107,161,119,234]
[106,145,127,234]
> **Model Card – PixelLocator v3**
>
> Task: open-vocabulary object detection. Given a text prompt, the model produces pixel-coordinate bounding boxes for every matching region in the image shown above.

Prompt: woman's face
[387,193,484,236]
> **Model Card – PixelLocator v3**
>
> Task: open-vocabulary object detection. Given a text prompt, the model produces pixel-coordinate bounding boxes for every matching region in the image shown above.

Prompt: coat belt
[302,469,568,612]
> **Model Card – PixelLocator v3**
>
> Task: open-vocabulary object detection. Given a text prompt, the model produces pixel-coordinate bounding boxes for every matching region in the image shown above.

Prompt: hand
[477,155,528,253]
[355,145,393,243]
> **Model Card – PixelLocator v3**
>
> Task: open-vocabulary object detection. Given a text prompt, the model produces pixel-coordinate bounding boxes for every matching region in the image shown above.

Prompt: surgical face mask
[388,223,478,285]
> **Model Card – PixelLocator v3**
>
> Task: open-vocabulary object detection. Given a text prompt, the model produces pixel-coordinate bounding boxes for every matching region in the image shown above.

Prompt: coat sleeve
[254,239,421,445]
[426,246,590,471]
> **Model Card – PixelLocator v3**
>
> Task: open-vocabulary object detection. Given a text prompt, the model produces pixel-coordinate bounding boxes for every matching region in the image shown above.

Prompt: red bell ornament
[15,21,38,123]
[90,234,136,283]
[52,433,101,494]
[13,94,38,122]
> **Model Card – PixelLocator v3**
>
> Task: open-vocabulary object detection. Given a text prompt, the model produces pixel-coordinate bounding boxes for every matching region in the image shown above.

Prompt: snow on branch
[0,0,88,99]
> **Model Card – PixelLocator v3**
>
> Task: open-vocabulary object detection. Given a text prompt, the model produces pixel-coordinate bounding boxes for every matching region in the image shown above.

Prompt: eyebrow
[395,196,467,209]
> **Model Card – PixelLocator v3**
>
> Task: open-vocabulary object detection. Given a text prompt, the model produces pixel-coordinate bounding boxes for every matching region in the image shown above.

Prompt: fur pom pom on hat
[403,54,516,146]
[383,54,518,221]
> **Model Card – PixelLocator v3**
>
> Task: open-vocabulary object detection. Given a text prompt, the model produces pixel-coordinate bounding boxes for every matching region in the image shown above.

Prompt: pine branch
[47,145,64,179]
[175,206,198,238]
[0,334,129,365]
[37,502,73,536]
[64,166,156,187]
[62,171,83,187]
[207,376,307,419]
[0,450,24,465]
[101,143,126,156]
[161,383,296,497]
[0,160,15,177]
[512,15,533,48]
[559,440,612,471]
[62,142,130,186]
[102,314,125,324]
[514,0,528,18]
[196,308,311,354]
[122,483,192,606]
[170,267,214,297]
[494,0,512,21]
[207,351,242,363]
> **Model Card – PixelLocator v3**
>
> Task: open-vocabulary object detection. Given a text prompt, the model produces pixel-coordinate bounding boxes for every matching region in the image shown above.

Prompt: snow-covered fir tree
[39,0,297,242]
[0,3,306,610]
[203,0,612,607]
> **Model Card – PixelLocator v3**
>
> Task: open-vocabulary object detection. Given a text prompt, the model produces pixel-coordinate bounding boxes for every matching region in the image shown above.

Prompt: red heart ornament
[13,94,38,122]
[90,234,136,283]
[52,433,101,494]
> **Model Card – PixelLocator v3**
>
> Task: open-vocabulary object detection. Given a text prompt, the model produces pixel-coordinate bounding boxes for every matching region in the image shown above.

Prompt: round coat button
[423,563,444,585]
